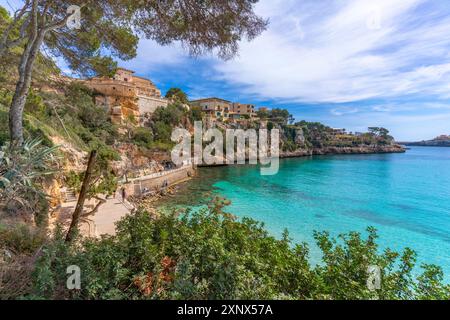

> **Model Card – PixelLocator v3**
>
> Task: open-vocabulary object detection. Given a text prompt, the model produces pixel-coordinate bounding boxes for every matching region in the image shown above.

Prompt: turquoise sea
[159,147,450,279]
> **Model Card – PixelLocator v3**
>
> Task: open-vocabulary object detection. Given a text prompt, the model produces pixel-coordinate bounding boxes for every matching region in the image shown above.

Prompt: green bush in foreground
[24,200,450,300]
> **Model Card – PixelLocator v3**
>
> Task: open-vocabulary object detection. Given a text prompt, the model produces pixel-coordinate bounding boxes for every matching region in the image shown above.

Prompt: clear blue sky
[2,0,450,141]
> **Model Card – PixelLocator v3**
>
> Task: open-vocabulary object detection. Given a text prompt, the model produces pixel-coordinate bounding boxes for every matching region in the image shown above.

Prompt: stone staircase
[65,188,77,202]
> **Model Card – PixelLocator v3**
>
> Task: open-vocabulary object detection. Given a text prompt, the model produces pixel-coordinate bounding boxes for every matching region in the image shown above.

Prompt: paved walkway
[90,196,133,236]
[59,196,133,237]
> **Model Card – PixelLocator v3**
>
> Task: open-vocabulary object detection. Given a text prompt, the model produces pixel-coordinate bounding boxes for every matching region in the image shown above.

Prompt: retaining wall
[123,166,195,197]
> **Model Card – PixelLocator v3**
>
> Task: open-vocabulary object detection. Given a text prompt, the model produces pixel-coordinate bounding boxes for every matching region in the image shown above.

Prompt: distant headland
[400,135,450,147]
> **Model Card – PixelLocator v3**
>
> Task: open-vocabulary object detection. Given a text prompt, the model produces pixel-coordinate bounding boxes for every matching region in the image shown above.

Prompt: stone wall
[124,166,195,197]
[138,95,169,115]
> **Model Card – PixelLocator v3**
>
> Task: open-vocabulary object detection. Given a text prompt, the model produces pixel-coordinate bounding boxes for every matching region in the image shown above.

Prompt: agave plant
[0,139,59,219]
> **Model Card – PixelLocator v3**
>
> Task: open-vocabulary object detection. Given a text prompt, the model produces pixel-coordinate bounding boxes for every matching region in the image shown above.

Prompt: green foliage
[189,105,203,122]
[141,104,188,150]
[0,88,12,107]
[24,90,47,118]
[0,222,47,254]
[269,108,291,125]
[295,121,330,148]
[368,127,394,145]
[165,88,188,104]
[313,227,417,300]
[0,139,58,222]
[286,121,396,149]
[0,105,53,147]
[256,109,269,120]
[1,81,122,203]
[66,83,119,146]
[282,140,297,152]
[2,1,266,77]
[152,122,173,143]
[65,142,119,198]
[19,82,119,152]
[27,200,450,300]
[3,82,120,206]
[0,107,9,146]
[132,127,154,149]
[0,5,8,19]
[151,104,185,126]
[78,104,110,131]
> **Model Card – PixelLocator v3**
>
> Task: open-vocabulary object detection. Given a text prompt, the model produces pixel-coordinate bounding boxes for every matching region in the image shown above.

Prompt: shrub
[0,139,58,224]
[165,88,188,104]
[282,140,298,152]
[78,104,111,131]
[0,108,9,146]
[0,222,47,255]
[152,121,172,143]
[189,105,203,122]
[133,127,153,149]
[151,104,184,126]
[28,199,450,300]
[24,91,47,118]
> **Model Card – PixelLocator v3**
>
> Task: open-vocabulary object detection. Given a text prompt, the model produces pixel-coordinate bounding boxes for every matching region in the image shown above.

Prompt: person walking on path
[121,187,127,202]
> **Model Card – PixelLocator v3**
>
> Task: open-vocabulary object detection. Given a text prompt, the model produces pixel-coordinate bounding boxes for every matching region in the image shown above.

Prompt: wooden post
[65,150,97,243]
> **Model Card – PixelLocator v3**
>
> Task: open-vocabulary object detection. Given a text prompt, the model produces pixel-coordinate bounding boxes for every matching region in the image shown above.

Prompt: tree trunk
[9,25,45,147]
[65,150,97,243]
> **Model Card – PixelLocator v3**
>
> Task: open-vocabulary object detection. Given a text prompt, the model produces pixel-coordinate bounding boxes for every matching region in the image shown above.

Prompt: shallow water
[158,147,450,279]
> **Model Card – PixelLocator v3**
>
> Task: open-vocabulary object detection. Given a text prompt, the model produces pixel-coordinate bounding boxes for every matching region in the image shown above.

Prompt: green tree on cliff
[0,0,267,146]
[165,87,189,105]
[368,127,394,145]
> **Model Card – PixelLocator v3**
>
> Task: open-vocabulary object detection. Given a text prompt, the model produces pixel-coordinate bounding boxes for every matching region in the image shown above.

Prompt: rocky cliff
[280,144,405,158]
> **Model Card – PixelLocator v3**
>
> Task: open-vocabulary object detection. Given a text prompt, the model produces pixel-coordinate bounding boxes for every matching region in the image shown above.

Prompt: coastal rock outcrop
[280,144,405,158]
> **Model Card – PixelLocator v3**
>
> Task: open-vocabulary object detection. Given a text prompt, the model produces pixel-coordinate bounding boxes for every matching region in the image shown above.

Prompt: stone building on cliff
[84,68,168,124]
[190,97,232,120]
[190,98,257,122]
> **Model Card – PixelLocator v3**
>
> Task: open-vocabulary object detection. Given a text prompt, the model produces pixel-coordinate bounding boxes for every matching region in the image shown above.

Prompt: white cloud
[372,105,392,113]
[120,40,187,73]
[331,107,359,116]
[213,0,450,103]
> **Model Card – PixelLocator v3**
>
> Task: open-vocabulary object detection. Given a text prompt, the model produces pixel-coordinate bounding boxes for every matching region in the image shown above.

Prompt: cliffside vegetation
[2,198,449,300]
[254,107,397,152]
[290,122,394,149]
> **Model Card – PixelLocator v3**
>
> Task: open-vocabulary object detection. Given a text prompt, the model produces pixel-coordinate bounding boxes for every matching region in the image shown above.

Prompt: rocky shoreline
[138,144,406,206]
[280,144,406,158]
[195,145,406,167]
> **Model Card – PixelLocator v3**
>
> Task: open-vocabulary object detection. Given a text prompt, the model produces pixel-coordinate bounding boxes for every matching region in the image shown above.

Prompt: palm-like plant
[0,139,59,220]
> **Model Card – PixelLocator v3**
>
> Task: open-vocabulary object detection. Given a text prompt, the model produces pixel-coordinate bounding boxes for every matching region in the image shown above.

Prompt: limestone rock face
[110,143,171,179]
[280,145,405,158]
[42,178,63,209]
[295,128,305,145]
[50,136,88,172]
[311,145,405,155]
